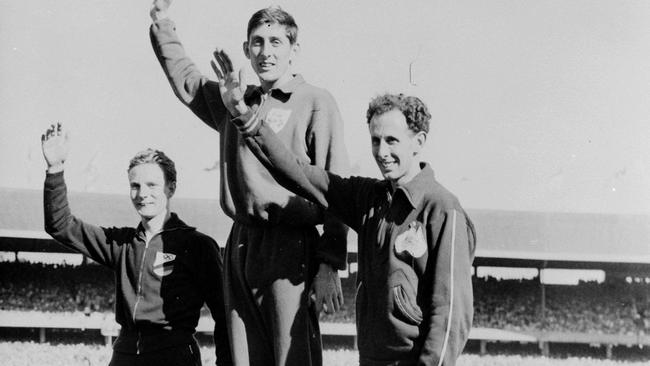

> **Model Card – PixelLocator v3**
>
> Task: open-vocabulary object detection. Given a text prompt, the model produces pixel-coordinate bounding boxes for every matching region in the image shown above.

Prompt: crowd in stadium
[0,262,113,313]
[1,262,648,336]
[472,277,649,335]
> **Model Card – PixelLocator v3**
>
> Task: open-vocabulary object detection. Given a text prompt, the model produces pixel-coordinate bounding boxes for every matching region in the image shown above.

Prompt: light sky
[1,0,649,214]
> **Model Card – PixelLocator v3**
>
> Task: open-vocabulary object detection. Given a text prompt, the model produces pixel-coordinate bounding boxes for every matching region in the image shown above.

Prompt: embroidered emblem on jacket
[394,222,427,258]
[266,108,292,133]
[153,252,176,277]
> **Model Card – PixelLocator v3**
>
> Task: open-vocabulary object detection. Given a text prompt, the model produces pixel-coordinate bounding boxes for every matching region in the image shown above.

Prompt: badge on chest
[394,222,427,258]
[153,252,176,277]
[265,108,292,133]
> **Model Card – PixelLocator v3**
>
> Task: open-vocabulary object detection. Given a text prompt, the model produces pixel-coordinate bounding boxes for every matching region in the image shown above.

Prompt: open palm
[211,49,250,117]
[41,123,70,171]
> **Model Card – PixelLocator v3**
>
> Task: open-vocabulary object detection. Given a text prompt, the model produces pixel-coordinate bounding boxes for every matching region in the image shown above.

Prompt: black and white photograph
[1,0,649,365]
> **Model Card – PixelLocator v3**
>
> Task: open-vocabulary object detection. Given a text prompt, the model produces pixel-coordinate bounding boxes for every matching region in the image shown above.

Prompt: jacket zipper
[133,234,154,354]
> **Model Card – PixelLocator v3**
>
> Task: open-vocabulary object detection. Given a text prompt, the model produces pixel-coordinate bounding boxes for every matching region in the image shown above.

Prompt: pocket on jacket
[390,270,423,326]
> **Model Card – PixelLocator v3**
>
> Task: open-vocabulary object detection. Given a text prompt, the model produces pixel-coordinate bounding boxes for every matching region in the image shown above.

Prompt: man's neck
[390,163,424,191]
[260,73,295,93]
[141,210,171,240]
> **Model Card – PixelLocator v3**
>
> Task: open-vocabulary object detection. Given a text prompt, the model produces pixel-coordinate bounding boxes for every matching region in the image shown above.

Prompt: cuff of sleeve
[232,109,262,137]
[153,17,175,29]
[314,251,347,271]
[151,18,176,39]
[315,232,348,271]
[45,170,65,189]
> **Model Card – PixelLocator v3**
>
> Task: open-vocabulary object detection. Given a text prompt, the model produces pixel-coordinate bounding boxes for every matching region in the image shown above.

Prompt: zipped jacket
[44,172,231,364]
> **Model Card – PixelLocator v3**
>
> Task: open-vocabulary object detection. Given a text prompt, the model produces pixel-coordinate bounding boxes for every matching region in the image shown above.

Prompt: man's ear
[243,41,250,59]
[166,182,176,199]
[413,131,427,156]
[289,42,300,65]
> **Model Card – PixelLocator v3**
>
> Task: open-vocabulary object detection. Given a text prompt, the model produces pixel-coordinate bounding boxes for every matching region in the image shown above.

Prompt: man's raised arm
[42,124,120,267]
[149,0,228,129]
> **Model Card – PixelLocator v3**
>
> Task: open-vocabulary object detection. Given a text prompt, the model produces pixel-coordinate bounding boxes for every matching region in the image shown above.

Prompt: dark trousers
[224,221,322,366]
[108,342,201,366]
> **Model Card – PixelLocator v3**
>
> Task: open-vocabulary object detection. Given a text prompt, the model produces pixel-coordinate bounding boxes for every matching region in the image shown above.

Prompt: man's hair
[366,94,431,134]
[128,149,177,186]
[247,6,298,45]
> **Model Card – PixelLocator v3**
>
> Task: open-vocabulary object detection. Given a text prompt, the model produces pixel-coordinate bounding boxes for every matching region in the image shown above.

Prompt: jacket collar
[250,74,305,97]
[274,74,305,94]
[136,212,194,238]
[395,162,435,209]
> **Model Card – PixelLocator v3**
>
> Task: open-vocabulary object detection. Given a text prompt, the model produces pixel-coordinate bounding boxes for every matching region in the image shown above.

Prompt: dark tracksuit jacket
[44,172,232,365]
[232,119,477,366]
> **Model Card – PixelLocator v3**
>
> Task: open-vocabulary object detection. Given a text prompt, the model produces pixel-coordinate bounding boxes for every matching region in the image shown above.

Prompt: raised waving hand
[150,0,172,21]
[211,49,253,118]
[41,123,70,174]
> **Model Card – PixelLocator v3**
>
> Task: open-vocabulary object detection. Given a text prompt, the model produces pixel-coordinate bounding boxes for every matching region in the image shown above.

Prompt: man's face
[369,109,426,187]
[244,23,298,90]
[128,163,173,220]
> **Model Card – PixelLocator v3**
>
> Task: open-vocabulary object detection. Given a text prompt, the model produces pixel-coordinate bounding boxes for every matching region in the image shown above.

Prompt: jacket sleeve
[419,208,476,366]
[43,171,121,268]
[307,91,350,270]
[199,238,232,366]
[149,18,229,132]
[237,118,369,233]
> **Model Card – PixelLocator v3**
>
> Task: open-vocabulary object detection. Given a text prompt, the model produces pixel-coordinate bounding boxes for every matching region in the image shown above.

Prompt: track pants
[224,221,322,366]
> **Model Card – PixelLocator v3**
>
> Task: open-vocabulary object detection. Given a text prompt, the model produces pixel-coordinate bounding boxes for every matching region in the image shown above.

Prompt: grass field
[1,341,650,366]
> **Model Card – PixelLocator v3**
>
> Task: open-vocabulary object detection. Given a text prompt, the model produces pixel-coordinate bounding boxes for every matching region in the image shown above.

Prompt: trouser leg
[266,275,322,366]
[224,223,274,366]
[224,222,322,366]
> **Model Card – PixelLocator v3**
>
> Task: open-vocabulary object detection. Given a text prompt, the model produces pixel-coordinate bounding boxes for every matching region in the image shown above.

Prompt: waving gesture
[211,49,252,118]
[41,123,70,173]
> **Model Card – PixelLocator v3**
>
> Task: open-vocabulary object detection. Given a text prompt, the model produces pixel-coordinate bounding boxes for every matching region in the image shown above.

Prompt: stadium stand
[1,186,650,358]
[1,262,648,334]
[0,262,114,313]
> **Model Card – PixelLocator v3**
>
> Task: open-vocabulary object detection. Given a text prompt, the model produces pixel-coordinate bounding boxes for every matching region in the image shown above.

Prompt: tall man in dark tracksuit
[213,60,476,365]
[149,2,349,365]
[41,123,232,366]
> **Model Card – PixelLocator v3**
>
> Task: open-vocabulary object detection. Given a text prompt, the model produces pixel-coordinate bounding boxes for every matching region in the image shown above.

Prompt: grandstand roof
[1,187,649,269]
[470,209,650,271]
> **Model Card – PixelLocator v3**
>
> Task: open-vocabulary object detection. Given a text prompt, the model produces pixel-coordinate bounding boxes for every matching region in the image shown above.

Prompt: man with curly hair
[213,68,477,364]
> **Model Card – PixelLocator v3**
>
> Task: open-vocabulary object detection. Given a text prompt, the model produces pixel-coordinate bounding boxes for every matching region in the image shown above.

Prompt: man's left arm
[419,208,476,366]
[307,92,350,313]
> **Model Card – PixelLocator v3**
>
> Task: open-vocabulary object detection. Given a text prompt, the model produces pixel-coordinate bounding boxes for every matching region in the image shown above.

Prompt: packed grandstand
[1,261,648,336]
